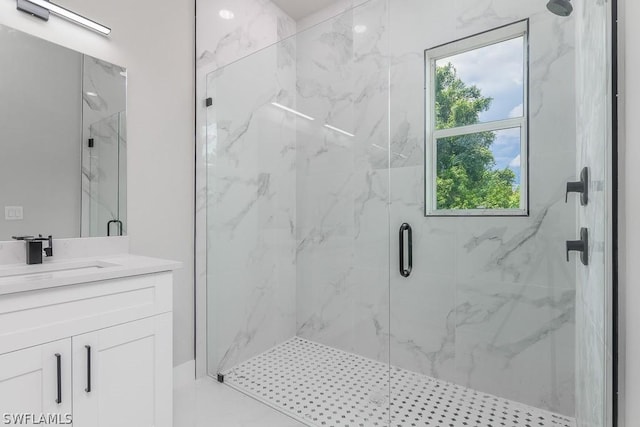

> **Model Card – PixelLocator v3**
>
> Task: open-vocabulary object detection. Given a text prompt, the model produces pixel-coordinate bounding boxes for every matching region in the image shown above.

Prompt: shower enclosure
[81,55,128,238]
[203,0,613,425]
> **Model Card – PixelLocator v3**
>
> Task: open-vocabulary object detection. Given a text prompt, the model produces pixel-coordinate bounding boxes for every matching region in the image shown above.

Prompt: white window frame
[425,20,529,217]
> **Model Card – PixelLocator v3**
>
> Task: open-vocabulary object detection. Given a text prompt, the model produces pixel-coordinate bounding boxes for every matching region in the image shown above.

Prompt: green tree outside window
[434,63,520,210]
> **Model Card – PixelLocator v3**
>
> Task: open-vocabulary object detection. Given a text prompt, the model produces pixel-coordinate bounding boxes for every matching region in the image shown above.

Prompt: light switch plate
[5,206,24,221]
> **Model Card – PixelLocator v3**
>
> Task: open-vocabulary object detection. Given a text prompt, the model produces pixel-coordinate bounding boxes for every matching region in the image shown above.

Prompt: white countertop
[0,253,182,296]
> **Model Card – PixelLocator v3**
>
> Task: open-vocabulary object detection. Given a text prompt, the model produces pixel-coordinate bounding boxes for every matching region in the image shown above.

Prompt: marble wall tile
[453,197,575,290]
[574,0,611,426]
[296,0,371,33]
[195,0,298,377]
[205,33,298,374]
[385,0,578,415]
[195,0,392,377]
[575,310,606,427]
[196,0,295,71]
[389,273,457,380]
[388,165,456,381]
[295,0,391,364]
[82,56,127,122]
[455,281,575,414]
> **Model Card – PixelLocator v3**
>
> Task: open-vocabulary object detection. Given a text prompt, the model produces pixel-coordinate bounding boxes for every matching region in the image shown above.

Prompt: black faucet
[11,235,54,265]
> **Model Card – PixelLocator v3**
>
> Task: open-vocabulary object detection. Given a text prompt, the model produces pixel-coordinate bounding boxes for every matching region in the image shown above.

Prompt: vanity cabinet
[0,339,72,420]
[0,268,175,427]
[72,315,172,427]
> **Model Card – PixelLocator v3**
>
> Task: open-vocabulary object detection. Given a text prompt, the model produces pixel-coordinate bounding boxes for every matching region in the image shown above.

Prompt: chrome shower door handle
[399,223,413,278]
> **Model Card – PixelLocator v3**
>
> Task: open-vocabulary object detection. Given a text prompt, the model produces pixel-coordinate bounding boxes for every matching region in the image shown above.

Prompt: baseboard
[173,359,196,389]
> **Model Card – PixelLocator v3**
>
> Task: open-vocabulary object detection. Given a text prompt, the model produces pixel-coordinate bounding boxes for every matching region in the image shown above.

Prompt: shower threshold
[220,337,575,427]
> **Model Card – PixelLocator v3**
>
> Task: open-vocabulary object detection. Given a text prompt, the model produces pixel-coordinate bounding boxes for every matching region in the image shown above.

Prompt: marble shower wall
[205,31,298,374]
[197,0,298,376]
[296,0,371,32]
[294,0,579,416]
[387,0,578,416]
[196,0,296,71]
[198,0,392,376]
[295,0,391,363]
[574,0,612,426]
[196,0,395,378]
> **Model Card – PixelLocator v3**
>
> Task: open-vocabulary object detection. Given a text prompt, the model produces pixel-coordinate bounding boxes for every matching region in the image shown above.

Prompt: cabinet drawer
[0,272,172,355]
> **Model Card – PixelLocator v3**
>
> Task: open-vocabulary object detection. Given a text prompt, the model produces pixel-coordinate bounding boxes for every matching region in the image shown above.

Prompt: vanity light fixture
[324,124,355,137]
[271,102,315,121]
[219,9,235,20]
[17,0,111,36]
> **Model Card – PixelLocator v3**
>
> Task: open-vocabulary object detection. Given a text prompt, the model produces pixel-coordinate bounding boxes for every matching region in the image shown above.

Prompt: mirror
[0,24,126,240]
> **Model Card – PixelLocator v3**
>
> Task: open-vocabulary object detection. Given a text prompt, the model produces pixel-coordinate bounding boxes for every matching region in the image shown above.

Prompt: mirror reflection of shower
[80,55,128,238]
[83,111,127,237]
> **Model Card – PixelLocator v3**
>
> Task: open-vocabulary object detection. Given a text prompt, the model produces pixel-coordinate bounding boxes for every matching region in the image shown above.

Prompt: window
[425,21,528,216]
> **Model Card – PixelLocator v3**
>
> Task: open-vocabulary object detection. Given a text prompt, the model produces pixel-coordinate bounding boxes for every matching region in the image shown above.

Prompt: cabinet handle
[55,353,62,404]
[85,345,92,393]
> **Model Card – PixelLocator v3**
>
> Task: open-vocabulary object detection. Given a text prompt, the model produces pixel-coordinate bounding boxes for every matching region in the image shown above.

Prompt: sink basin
[0,260,120,280]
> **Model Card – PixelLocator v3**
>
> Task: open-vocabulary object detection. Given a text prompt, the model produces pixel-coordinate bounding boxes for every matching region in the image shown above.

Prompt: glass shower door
[388,0,612,426]
[204,0,612,425]
[205,1,392,425]
[293,2,392,425]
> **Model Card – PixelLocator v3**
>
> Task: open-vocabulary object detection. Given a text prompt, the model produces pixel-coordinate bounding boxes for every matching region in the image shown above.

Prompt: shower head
[546,0,573,16]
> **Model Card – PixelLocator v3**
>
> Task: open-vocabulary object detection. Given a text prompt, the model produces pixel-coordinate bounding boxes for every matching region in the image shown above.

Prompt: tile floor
[175,337,576,427]
[223,338,576,427]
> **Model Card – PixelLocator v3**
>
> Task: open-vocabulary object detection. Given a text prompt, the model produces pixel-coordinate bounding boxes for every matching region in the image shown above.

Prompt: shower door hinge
[206,98,213,107]
[88,138,94,148]
[217,373,224,383]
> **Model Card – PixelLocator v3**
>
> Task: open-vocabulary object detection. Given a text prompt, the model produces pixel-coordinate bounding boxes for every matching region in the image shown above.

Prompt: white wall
[0,0,195,367]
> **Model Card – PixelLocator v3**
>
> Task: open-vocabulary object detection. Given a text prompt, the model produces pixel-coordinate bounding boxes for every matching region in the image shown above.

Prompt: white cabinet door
[72,314,172,427]
[0,339,72,425]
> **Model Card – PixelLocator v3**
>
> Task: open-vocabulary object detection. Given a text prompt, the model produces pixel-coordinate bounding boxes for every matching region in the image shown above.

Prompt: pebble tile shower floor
[222,338,576,427]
